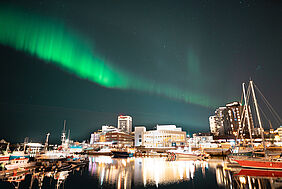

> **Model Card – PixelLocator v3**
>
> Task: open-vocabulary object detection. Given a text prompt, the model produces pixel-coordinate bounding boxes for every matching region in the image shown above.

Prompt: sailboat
[230,80,282,170]
[0,143,10,162]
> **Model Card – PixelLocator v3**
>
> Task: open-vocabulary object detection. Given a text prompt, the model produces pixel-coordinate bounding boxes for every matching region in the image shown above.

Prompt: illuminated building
[118,115,132,133]
[90,125,120,144]
[210,107,227,136]
[209,116,217,135]
[142,125,186,147]
[209,101,254,137]
[276,126,282,141]
[134,126,146,146]
[105,131,133,147]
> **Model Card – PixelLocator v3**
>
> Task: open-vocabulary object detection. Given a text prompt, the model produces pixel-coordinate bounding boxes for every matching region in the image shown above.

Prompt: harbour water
[1,156,281,188]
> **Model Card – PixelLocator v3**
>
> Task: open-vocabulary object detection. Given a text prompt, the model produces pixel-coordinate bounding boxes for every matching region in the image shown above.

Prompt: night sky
[0,0,281,143]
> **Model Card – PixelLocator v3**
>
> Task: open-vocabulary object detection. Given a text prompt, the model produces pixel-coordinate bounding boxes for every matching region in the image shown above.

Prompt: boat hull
[204,148,231,156]
[112,151,133,158]
[233,159,282,170]
[0,156,10,162]
[236,169,282,178]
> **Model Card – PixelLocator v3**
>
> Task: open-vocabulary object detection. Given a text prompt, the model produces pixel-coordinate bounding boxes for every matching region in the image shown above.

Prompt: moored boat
[167,147,202,161]
[88,148,112,156]
[5,157,35,170]
[112,151,132,158]
[204,148,231,156]
[0,154,10,162]
[232,157,282,170]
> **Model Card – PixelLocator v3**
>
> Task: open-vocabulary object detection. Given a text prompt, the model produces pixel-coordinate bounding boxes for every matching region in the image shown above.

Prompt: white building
[190,134,213,148]
[90,125,119,144]
[276,126,282,141]
[142,125,186,148]
[134,126,146,146]
[209,116,217,134]
[118,115,132,133]
[102,125,119,133]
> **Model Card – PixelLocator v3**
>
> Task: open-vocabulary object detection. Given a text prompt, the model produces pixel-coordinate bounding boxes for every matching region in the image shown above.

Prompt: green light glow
[0,6,220,107]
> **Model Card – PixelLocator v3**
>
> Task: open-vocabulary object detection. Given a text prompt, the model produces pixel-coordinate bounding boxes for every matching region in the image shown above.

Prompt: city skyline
[1,0,281,143]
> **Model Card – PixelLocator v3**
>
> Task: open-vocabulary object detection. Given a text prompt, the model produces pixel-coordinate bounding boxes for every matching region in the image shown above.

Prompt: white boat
[5,157,35,170]
[9,151,30,160]
[35,150,67,160]
[167,147,202,160]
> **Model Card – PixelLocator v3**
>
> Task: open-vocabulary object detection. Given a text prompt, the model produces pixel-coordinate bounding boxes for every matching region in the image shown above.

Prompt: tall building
[213,107,228,136]
[209,101,255,137]
[209,116,217,135]
[118,115,132,133]
[226,102,242,135]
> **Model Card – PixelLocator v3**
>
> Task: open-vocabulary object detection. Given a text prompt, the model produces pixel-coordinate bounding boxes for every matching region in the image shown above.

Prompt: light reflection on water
[1,156,282,188]
[88,156,282,189]
[88,156,216,188]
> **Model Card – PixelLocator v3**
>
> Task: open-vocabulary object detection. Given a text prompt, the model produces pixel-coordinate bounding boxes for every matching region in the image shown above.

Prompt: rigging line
[257,103,272,129]
[258,98,280,126]
[251,98,258,129]
[254,84,282,123]
[255,85,281,124]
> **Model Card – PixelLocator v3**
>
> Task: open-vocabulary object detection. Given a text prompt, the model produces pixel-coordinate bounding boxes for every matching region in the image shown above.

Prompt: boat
[0,143,10,162]
[0,154,10,162]
[232,157,282,170]
[88,148,113,156]
[111,149,134,158]
[230,80,282,170]
[9,151,30,160]
[204,147,231,156]
[5,157,35,170]
[35,150,67,161]
[167,147,202,160]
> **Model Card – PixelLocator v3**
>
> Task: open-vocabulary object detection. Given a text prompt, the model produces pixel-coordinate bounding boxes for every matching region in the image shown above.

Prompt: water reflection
[89,156,282,188]
[2,156,282,188]
[0,160,87,189]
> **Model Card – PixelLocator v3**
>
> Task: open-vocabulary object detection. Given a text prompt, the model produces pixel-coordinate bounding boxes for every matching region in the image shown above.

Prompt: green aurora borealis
[0,6,219,107]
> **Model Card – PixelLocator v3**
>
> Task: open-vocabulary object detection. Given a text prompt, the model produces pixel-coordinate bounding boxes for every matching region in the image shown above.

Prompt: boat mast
[61,120,66,145]
[44,133,50,151]
[242,83,254,152]
[250,80,267,156]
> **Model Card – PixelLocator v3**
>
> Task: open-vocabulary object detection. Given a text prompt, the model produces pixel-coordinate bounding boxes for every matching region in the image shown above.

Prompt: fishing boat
[0,143,10,162]
[0,154,10,162]
[9,151,30,160]
[35,150,67,161]
[5,157,35,170]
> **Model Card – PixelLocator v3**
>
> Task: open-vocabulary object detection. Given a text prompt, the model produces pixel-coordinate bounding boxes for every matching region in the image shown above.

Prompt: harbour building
[134,126,146,146]
[118,115,132,133]
[135,125,186,147]
[209,101,255,137]
[209,107,228,136]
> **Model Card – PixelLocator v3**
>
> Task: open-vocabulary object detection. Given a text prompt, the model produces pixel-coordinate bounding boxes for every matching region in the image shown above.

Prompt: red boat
[0,155,10,162]
[236,169,282,178]
[233,158,282,170]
